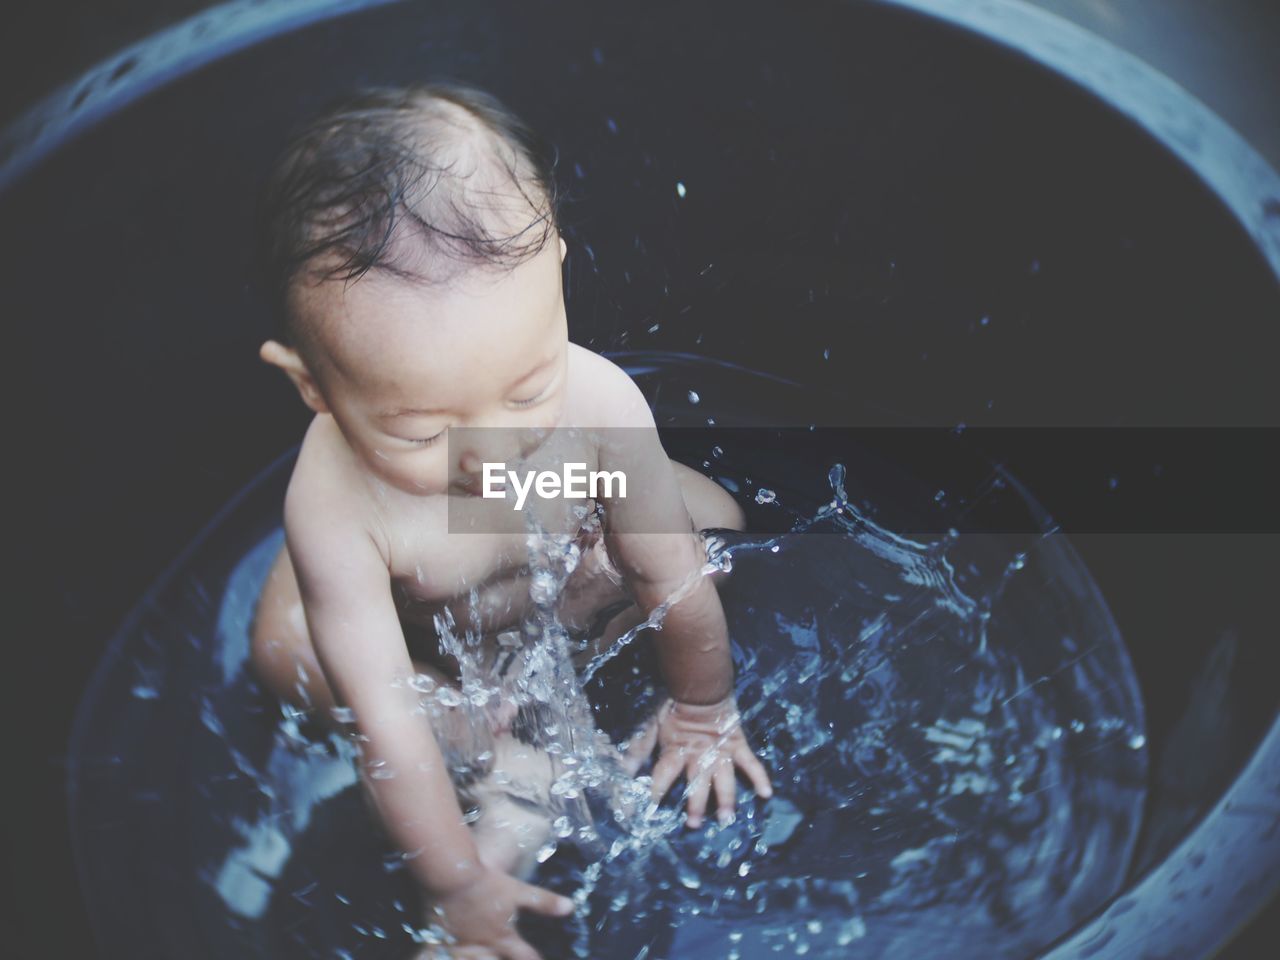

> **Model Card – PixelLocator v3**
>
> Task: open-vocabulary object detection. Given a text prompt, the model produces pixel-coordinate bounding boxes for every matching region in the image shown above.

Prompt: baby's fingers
[516,880,575,918]
[684,765,712,829]
[711,760,739,824]
[734,745,774,799]
[649,752,684,805]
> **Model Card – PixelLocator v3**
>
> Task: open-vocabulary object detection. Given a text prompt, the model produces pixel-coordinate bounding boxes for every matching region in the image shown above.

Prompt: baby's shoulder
[565,344,654,429]
[282,416,387,561]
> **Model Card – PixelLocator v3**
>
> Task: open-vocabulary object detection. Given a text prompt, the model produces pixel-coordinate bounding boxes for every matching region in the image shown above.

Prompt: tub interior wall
[3,0,1278,955]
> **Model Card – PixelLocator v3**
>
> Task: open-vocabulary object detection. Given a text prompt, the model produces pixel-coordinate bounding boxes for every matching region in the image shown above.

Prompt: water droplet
[755,488,776,504]
[836,918,867,945]
[676,181,687,199]
[409,673,437,694]
[687,389,700,405]
[530,568,559,605]
[435,687,464,707]
[1128,734,1146,750]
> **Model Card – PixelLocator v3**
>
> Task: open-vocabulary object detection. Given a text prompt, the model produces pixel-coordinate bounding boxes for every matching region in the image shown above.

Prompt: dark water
[68,354,1147,960]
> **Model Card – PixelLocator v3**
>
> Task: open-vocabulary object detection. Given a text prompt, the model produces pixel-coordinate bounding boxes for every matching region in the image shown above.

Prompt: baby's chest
[384,496,598,606]
[387,520,524,605]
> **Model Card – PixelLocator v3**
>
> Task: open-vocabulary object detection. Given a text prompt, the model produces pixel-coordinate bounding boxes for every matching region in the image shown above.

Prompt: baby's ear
[259,340,329,414]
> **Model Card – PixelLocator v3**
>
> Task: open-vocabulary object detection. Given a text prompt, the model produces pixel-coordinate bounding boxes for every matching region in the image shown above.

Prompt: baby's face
[295,234,570,497]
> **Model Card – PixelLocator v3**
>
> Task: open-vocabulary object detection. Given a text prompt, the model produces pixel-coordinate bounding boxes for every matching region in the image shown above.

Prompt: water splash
[378,460,1149,958]
[68,361,1148,960]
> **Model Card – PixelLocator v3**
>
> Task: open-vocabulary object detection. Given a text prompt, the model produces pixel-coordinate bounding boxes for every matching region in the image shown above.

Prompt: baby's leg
[253,545,562,910]
[467,733,559,881]
[249,541,491,731]
[669,458,748,533]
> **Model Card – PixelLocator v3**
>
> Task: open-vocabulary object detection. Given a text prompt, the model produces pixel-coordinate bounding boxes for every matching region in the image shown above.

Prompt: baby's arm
[283,487,572,956]
[589,371,773,825]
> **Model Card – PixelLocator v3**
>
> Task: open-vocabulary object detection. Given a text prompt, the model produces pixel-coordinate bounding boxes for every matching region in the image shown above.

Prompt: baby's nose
[454,428,525,480]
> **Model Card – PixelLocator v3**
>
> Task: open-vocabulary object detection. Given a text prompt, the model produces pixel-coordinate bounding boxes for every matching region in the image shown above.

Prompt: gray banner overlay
[444,426,1278,534]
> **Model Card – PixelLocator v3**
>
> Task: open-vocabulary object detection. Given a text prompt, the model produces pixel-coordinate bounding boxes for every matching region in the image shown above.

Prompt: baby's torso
[379,468,612,636]
[299,350,633,677]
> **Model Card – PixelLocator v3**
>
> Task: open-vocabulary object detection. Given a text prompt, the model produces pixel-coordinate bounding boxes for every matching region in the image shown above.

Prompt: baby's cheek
[537,400,566,431]
[416,464,452,494]
[393,457,450,494]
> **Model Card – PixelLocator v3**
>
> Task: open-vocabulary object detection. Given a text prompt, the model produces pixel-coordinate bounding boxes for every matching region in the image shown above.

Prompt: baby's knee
[248,543,330,710]
[704,491,746,533]
[249,603,307,699]
[671,459,747,532]
[472,795,554,880]
[469,735,558,878]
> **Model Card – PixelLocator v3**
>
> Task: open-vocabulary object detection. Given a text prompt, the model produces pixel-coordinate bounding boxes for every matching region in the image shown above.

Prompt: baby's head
[254,80,569,496]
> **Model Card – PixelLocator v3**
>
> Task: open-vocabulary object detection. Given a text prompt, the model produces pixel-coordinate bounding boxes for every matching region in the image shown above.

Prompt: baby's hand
[636,695,774,828]
[418,865,573,960]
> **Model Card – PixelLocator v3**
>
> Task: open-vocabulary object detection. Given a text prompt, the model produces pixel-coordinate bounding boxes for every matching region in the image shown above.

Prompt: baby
[247,80,772,959]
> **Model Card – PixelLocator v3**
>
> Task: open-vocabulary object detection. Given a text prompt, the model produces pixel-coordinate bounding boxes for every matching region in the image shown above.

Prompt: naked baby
[248,81,773,960]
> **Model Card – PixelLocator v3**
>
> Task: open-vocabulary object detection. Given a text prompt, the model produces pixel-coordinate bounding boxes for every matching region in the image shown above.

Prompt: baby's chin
[449,477,484,497]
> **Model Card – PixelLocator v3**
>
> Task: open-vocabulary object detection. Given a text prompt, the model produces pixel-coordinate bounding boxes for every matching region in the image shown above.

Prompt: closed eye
[408,428,447,447]
[511,372,559,409]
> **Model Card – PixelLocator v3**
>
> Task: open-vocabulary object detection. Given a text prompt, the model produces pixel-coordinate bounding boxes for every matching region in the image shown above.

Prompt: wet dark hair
[252,79,564,350]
